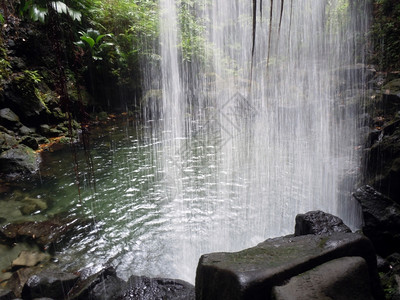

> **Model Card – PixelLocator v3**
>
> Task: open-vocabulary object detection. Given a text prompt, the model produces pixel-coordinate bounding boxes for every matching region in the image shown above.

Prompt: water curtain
[142,0,369,282]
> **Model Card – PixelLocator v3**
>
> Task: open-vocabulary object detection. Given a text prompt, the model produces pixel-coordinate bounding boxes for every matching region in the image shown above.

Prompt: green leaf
[30,5,48,23]
[0,13,4,24]
[95,34,106,44]
[80,36,95,48]
[50,1,82,21]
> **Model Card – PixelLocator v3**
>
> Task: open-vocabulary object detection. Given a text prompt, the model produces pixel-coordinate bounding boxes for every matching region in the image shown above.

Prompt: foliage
[76,28,114,61]
[371,0,400,70]
[178,0,207,62]
[18,0,82,23]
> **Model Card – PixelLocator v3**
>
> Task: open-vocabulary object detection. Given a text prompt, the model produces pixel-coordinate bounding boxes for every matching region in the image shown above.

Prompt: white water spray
[142,0,369,282]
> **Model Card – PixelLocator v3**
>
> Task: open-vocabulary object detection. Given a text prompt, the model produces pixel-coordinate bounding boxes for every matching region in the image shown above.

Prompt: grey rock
[20,197,48,215]
[67,267,117,300]
[0,144,40,174]
[21,271,79,299]
[272,256,374,300]
[294,210,351,236]
[122,276,195,300]
[12,251,51,269]
[0,132,18,151]
[0,108,20,127]
[353,185,400,256]
[20,136,39,150]
[0,288,16,300]
[89,273,127,300]
[195,232,383,300]
[0,216,90,251]
[19,125,35,136]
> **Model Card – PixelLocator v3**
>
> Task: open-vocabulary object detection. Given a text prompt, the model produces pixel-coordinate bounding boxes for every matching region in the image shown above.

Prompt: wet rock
[0,132,17,152]
[67,267,117,300]
[0,288,16,300]
[271,256,374,300]
[21,270,79,299]
[382,79,400,113]
[0,272,13,283]
[0,108,20,128]
[294,210,351,236]
[18,125,35,136]
[0,216,90,250]
[20,197,48,215]
[365,118,400,203]
[195,233,383,300]
[35,136,49,145]
[20,136,39,150]
[40,124,63,138]
[12,251,51,269]
[5,267,41,298]
[0,144,40,175]
[88,273,127,300]
[353,185,400,256]
[122,276,195,300]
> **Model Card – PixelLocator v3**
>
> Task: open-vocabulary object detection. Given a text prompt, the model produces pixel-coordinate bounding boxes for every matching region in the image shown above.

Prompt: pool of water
[0,113,361,284]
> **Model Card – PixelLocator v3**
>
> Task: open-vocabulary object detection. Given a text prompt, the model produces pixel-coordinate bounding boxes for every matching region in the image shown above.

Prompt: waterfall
[142,0,370,283]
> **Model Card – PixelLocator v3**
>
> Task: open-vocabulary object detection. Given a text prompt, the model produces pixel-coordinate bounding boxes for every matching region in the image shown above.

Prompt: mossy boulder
[0,132,18,152]
[195,233,382,300]
[0,144,39,175]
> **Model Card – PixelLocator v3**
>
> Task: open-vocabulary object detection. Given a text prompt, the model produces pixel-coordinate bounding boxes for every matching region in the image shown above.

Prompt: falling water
[139,0,370,282]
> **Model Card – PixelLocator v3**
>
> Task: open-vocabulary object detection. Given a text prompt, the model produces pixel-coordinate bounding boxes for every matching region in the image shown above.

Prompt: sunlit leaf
[30,5,48,23]
[80,36,95,48]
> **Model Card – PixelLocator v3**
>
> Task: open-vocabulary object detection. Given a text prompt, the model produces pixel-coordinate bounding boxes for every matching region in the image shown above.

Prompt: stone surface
[294,210,351,236]
[353,185,400,256]
[381,79,400,113]
[272,256,373,300]
[18,125,35,136]
[0,108,20,127]
[20,136,39,150]
[0,216,89,250]
[21,270,79,299]
[88,273,127,300]
[5,267,41,298]
[122,276,195,300]
[0,132,17,152]
[12,251,51,269]
[0,144,39,175]
[195,232,383,300]
[0,288,16,300]
[20,197,48,215]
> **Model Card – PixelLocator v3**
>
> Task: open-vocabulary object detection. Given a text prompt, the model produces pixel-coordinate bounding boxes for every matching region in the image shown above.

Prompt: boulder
[294,210,351,236]
[12,251,51,269]
[67,267,118,300]
[0,108,20,128]
[381,79,400,113]
[365,118,400,203]
[353,185,400,256]
[0,216,90,250]
[21,270,79,299]
[5,267,41,298]
[88,273,127,300]
[18,125,35,136]
[122,276,195,300]
[0,144,40,175]
[195,232,383,300]
[0,288,16,300]
[271,256,374,300]
[0,132,18,152]
[20,197,48,215]
[19,136,39,150]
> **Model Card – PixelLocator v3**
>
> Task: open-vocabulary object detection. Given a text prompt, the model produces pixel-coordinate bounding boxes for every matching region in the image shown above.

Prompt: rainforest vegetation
[0,0,398,120]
